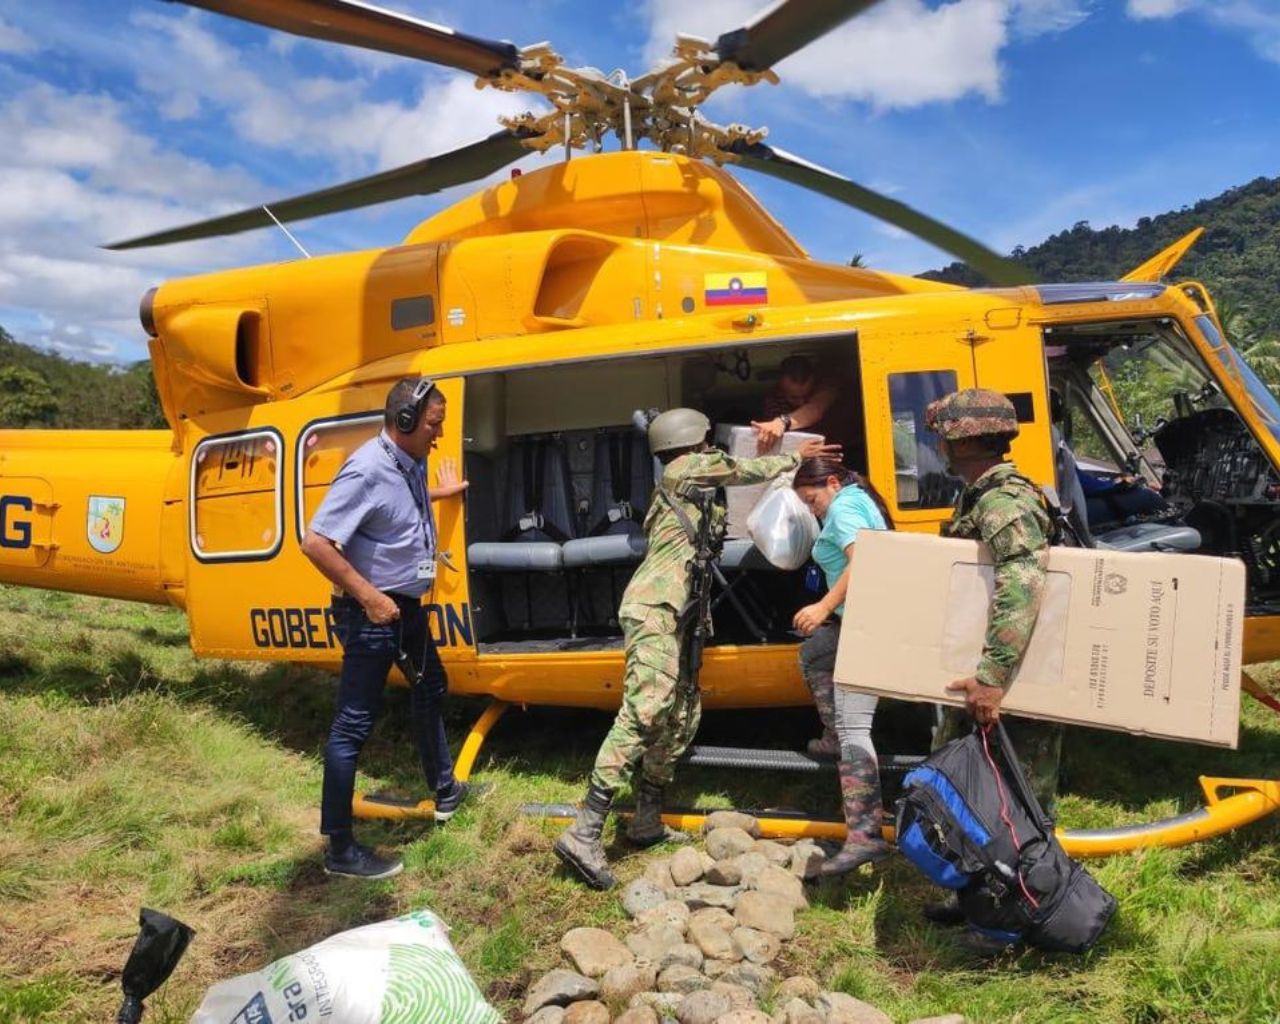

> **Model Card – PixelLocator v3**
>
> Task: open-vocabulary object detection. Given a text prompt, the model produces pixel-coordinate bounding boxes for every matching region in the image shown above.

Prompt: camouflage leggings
[590,605,699,792]
[934,707,1063,821]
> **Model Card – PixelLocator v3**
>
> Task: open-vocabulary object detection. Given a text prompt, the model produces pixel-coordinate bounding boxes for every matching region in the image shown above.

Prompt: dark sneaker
[956,927,1019,958]
[323,843,403,880]
[923,892,966,927]
[434,780,490,822]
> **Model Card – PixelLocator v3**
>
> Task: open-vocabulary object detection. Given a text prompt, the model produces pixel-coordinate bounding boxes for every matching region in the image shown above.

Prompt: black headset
[394,378,437,433]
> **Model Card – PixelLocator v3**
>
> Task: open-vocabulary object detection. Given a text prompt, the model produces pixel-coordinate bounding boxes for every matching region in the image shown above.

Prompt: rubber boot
[553,783,617,890]
[626,778,689,847]
[821,748,891,877]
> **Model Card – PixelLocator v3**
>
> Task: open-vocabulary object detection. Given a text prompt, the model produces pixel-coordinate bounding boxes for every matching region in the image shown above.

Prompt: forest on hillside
[0,328,166,429]
[925,174,1280,347]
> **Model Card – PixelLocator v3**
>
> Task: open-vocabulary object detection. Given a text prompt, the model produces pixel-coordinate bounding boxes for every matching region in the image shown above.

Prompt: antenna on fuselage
[262,205,311,259]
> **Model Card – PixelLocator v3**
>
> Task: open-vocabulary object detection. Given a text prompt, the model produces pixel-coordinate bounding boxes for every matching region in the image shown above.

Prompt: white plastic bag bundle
[191,910,500,1024]
[746,483,820,570]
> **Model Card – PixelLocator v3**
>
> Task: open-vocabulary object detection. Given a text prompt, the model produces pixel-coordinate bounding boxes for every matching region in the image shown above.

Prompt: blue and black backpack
[896,721,1116,953]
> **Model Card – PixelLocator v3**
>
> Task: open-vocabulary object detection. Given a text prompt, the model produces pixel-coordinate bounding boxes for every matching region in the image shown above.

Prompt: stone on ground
[626,923,687,962]
[731,925,781,964]
[817,991,894,1024]
[600,963,658,1004]
[521,970,598,1017]
[622,877,671,917]
[706,826,756,860]
[734,890,796,940]
[634,899,691,932]
[704,810,762,837]
[560,927,633,977]
[657,963,710,995]
[561,1000,610,1024]
[675,988,732,1024]
[614,1008,659,1024]
[670,845,705,885]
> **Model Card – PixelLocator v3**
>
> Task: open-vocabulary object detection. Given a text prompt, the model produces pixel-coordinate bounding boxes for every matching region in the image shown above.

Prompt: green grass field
[1,585,1278,1023]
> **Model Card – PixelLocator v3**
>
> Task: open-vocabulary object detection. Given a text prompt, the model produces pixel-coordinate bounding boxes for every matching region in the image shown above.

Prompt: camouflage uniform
[933,458,1064,817]
[589,448,799,791]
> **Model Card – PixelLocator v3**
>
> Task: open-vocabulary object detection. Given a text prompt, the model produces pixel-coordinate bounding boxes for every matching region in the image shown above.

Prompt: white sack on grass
[746,483,820,570]
[191,910,501,1024]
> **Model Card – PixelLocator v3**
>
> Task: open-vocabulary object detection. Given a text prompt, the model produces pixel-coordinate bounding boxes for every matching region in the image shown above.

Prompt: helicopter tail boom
[0,429,184,606]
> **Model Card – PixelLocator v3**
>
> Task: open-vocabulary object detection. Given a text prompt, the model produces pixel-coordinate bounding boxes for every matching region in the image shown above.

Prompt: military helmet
[925,388,1020,442]
[647,408,711,455]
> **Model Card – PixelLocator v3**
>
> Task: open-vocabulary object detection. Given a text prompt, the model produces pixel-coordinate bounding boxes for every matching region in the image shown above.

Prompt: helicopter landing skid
[524,775,1280,859]
[352,699,511,822]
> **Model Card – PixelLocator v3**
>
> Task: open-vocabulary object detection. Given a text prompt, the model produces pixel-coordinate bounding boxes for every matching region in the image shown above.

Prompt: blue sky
[1,0,1278,363]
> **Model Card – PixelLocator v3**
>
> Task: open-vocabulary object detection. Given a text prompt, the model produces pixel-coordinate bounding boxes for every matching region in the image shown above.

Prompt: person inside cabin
[752,354,859,456]
[791,456,894,875]
[300,377,474,881]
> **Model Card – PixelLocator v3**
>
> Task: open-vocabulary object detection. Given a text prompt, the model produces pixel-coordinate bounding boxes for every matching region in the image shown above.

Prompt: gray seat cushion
[562,534,647,568]
[719,538,774,571]
[1095,523,1201,553]
[468,542,564,571]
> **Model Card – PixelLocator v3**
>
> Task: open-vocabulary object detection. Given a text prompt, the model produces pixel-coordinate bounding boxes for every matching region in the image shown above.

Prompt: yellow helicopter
[2,0,1278,853]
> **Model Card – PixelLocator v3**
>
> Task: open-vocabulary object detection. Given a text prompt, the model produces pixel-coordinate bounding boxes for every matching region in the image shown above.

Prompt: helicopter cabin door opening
[460,334,866,654]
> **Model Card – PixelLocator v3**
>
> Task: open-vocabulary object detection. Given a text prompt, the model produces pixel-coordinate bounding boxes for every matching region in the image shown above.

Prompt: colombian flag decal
[704,271,767,306]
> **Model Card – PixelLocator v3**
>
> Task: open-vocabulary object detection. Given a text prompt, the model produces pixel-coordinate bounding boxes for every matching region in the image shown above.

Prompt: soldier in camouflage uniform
[924,388,1064,817]
[554,408,839,890]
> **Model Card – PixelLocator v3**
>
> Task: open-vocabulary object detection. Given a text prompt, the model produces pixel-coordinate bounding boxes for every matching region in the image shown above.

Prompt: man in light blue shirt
[301,377,470,879]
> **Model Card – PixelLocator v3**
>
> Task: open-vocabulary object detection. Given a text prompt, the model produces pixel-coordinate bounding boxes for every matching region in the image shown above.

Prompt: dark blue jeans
[320,593,457,838]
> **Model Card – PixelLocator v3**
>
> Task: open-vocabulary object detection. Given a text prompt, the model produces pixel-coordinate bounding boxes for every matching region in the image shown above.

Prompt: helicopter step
[681,744,924,775]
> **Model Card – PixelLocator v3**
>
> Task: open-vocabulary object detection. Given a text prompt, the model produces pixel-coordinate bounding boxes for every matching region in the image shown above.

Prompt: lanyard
[377,435,433,550]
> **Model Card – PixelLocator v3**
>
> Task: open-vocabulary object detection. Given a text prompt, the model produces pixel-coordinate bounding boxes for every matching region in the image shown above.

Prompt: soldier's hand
[363,591,401,625]
[946,676,1004,725]
[792,602,829,636]
[795,440,842,462]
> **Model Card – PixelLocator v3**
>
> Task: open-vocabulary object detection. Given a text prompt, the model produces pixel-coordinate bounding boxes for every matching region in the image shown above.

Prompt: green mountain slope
[0,327,165,429]
[924,175,1280,339]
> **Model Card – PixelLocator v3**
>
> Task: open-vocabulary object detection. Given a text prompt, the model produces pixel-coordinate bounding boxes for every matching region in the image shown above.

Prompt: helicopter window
[1092,324,1231,440]
[889,371,964,509]
[1194,314,1280,441]
[190,428,283,563]
[295,413,383,539]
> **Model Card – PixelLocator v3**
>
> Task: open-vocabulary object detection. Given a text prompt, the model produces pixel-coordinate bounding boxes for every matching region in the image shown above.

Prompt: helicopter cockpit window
[1092,324,1231,442]
[1194,314,1280,442]
[889,371,964,509]
[190,429,283,562]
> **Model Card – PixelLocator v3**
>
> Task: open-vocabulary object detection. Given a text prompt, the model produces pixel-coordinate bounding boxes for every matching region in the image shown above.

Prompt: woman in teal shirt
[792,456,892,876]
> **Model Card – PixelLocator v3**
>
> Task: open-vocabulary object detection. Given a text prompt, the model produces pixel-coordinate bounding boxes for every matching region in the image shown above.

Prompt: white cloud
[644,0,1096,111]
[1127,0,1280,63]
[0,6,543,362]
[0,15,35,54]
[1127,0,1194,17]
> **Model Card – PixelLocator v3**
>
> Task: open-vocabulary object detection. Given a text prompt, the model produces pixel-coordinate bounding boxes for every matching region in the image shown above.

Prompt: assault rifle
[656,483,724,699]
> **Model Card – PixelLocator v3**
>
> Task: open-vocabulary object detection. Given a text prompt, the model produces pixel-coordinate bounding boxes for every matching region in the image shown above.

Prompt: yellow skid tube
[532,777,1280,859]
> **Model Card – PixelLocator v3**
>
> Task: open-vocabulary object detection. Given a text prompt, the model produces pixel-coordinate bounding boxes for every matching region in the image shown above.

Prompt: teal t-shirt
[812,484,886,615]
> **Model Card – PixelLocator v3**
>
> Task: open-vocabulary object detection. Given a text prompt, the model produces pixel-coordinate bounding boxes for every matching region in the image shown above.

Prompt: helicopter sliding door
[183,376,472,665]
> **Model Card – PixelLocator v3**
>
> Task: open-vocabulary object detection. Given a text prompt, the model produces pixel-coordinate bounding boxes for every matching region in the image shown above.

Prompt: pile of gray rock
[521,811,962,1024]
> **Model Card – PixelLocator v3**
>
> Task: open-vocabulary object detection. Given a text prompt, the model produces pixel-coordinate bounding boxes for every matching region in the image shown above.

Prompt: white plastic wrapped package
[746,483,820,570]
[190,910,501,1024]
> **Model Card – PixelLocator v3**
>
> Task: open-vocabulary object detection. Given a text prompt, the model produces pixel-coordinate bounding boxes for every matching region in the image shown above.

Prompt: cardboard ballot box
[714,424,823,538]
[834,530,1245,748]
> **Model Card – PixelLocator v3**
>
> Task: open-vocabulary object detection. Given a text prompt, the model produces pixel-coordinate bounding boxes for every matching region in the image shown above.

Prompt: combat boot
[821,748,891,877]
[625,777,689,847]
[554,783,617,890]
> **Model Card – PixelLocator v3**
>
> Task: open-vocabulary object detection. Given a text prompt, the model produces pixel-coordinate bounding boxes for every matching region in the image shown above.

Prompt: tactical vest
[945,466,1068,547]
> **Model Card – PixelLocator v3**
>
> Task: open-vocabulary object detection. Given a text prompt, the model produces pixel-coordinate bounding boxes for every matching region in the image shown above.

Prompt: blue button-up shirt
[309,430,438,598]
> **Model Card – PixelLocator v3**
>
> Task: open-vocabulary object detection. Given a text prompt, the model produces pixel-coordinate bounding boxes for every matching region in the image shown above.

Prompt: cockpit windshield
[1194,314,1280,443]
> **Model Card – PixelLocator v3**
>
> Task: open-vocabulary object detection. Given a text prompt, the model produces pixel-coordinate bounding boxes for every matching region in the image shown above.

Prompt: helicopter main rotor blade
[166,0,521,78]
[106,128,535,250]
[724,140,1034,287]
[716,0,884,71]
